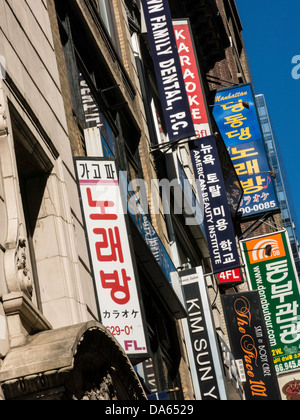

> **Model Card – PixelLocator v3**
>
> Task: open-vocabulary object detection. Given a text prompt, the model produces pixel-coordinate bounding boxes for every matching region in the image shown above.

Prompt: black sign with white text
[180,268,224,400]
[141,0,195,142]
[222,292,281,401]
[190,136,240,274]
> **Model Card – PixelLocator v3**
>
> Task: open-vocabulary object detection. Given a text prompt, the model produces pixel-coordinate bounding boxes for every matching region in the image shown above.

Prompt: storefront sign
[180,267,227,400]
[213,84,262,146]
[173,19,211,139]
[241,231,300,374]
[222,292,281,400]
[190,136,240,274]
[75,158,148,358]
[218,268,243,287]
[212,84,279,218]
[141,0,195,142]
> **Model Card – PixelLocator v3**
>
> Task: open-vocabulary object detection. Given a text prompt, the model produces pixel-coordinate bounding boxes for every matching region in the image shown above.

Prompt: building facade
[256,94,300,278]
[0,0,146,400]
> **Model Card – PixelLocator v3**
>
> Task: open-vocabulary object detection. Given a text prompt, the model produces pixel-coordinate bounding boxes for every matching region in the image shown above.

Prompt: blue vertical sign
[190,136,240,274]
[141,0,195,142]
[212,84,279,218]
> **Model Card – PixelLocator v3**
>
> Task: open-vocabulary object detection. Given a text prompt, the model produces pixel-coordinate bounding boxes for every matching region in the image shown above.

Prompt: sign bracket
[238,212,271,241]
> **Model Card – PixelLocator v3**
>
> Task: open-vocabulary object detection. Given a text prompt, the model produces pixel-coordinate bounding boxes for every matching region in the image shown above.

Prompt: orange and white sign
[245,233,286,265]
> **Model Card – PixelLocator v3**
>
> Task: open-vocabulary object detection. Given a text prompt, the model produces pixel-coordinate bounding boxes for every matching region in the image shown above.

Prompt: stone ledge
[2,292,52,348]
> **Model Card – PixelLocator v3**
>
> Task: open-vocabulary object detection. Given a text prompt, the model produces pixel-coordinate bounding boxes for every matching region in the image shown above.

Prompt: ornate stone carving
[0,96,8,138]
[17,238,33,298]
[0,84,33,298]
[77,373,118,401]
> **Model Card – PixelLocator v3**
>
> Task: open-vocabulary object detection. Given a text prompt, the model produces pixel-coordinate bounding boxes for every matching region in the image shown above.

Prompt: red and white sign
[75,159,148,357]
[174,20,211,139]
[218,268,243,286]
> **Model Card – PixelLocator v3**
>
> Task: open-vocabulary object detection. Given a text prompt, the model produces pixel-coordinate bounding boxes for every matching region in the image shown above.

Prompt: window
[257,105,267,118]
[277,190,286,203]
[90,0,120,50]
[281,208,290,221]
[56,1,118,156]
[11,108,53,311]
[97,0,113,35]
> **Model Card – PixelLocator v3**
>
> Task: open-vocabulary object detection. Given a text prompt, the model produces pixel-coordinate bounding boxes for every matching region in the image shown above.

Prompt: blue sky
[235,0,300,234]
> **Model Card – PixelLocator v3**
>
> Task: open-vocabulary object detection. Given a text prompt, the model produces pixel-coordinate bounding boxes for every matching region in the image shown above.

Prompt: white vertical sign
[75,158,148,357]
[179,267,228,400]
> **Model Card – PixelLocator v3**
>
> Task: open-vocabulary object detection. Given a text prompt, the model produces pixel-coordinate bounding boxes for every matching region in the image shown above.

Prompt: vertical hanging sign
[212,84,279,218]
[75,158,148,358]
[141,0,195,142]
[222,292,281,400]
[190,136,241,274]
[241,231,300,374]
[180,267,228,400]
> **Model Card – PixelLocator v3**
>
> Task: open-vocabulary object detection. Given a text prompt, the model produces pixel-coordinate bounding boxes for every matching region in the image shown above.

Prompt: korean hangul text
[105,163,116,180]
[223,253,236,265]
[235,159,260,176]
[209,185,222,198]
[220,100,246,113]
[100,269,132,305]
[226,127,252,141]
[207,173,219,184]
[87,188,118,221]
[213,205,226,218]
[201,144,215,166]
[231,146,258,161]
[276,302,299,325]
[80,163,102,180]
[94,227,124,263]
[224,113,247,128]
[220,240,233,252]
[271,281,294,304]
[240,176,267,194]
[280,322,300,345]
[215,219,229,232]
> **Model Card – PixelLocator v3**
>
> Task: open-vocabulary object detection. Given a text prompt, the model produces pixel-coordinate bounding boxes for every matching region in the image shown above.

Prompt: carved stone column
[0,84,50,348]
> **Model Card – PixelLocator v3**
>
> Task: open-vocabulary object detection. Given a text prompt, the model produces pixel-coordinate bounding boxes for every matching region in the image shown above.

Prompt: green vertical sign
[241,231,300,374]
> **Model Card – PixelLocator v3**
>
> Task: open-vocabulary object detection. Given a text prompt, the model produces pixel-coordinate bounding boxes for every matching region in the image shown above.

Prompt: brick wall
[112,0,171,251]
[47,0,85,156]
